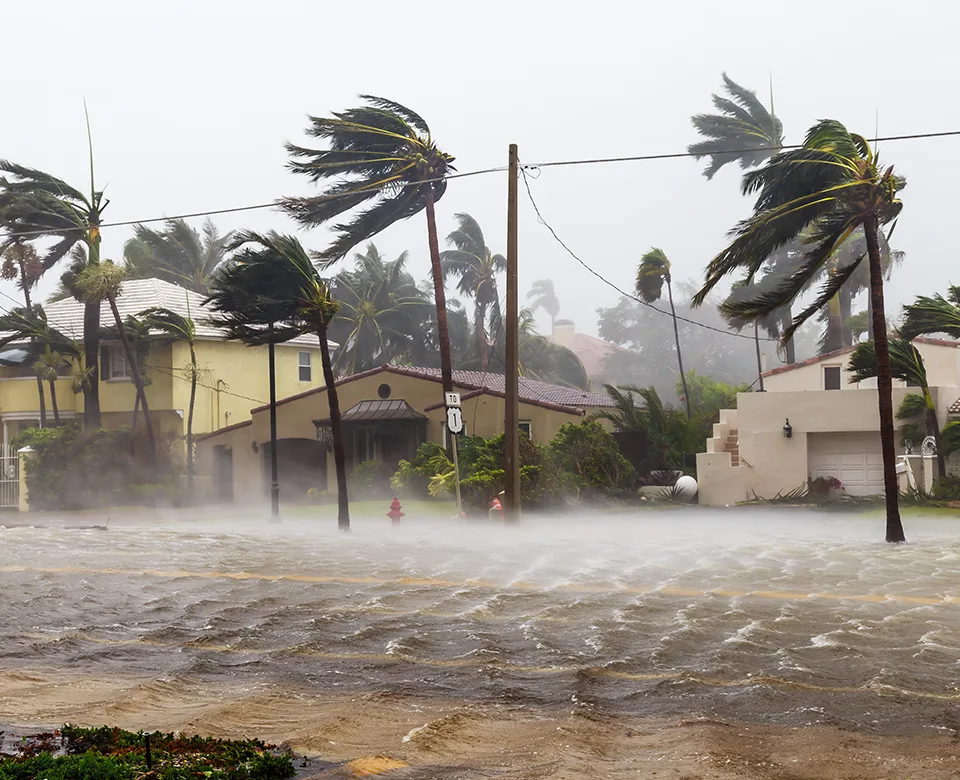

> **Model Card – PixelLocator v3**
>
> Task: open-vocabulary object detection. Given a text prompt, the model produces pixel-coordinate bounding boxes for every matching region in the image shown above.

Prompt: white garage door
[808,432,885,496]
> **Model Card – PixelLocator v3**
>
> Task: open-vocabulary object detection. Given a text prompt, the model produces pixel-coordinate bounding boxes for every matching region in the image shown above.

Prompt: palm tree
[0,306,81,427]
[76,261,157,467]
[329,244,432,375]
[117,315,154,431]
[280,95,457,396]
[440,213,506,371]
[0,125,109,429]
[527,279,561,332]
[688,73,784,180]
[693,120,906,542]
[140,305,199,501]
[207,231,350,529]
[636,248,691,418]
[124,218,234,294]
[848,337,945,478]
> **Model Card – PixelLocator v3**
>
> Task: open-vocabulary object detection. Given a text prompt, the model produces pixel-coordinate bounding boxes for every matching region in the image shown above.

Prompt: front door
[215,446,234,502]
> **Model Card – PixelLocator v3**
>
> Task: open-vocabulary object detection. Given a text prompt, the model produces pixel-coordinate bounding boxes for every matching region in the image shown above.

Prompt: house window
[824,365,842,391]
[100,345,131,380]
[298,351,312,382]
[355,427,375,465]
[519,421,532,439]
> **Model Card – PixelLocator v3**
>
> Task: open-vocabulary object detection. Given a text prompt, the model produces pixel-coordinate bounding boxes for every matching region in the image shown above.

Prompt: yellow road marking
[0,564,955,607]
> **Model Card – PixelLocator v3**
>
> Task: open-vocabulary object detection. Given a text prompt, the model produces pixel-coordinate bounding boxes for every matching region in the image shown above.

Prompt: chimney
[552,319,575,349]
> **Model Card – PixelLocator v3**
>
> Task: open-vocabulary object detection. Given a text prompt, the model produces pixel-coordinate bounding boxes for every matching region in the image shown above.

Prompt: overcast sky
[4,0,956,338]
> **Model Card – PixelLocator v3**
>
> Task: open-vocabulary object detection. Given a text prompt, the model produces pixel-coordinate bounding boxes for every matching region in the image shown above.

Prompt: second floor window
[101,345,131,380]
[299,351,312,382]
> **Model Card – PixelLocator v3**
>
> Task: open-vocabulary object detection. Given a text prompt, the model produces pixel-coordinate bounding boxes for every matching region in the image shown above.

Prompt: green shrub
[349,459,393,497]
[18,425,181,510]
[390,441,451,497]
[549,421,638,497]
[932,475,960,501]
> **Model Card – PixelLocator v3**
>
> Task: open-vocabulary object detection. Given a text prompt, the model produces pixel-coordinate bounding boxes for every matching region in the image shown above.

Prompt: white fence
[0,446,19,508]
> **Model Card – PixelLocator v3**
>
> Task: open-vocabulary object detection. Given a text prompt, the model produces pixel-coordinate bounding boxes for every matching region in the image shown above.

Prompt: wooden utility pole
[504,144,520,522]
[267,332,280,521]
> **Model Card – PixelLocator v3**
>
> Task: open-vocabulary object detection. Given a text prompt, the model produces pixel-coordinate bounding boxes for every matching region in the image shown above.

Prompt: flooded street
[3,507,960,777]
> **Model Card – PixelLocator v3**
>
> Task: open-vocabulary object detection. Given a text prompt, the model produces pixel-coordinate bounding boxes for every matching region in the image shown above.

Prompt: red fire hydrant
[387,497,405,525]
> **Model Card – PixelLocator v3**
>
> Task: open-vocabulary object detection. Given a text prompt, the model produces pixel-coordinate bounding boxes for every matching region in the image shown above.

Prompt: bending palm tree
[124,218,234,294]
[207,231,350,529]
[141,305,200,501]
[33,348,69,425]
[637,248,691,418]
[281,96,457,395]
[848,337,945,478]
[441,213,506,371]
[693,120,906,542]
[527,279,561,332]
[0,120,109,429]
[76,261,158,468]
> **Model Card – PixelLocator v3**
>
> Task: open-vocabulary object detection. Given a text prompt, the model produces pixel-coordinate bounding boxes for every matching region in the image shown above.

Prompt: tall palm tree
[329,243,432,375]
[527,279,561,332]
[0,306,81,427]
[117,315,154,431]
[848,337,945,478]
[693,120,906,542]
[688,73,784,180]
[140,305,200,501]
[207,231,350,529]
[636,248,691,418]
[440,213,506,371]
[280,95,457,396]
[76,261,158,467]
[0,123,109,429]
[3,241,50,423]
[124,218,234,294]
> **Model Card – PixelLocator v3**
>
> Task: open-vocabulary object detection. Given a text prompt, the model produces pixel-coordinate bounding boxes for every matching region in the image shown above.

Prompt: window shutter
[100,346,110,381]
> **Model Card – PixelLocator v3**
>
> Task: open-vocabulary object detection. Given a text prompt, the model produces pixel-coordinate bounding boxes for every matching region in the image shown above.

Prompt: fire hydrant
[488,496,503,521]
[387,497,405,524]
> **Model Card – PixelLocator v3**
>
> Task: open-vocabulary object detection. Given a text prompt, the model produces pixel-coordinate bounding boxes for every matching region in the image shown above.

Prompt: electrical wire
[3,126,958,242]
[518,166,778,342]
[142,362,266,405]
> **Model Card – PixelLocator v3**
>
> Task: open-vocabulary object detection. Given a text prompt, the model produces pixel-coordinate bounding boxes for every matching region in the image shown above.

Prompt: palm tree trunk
[666,280,691,418]
[780,306,796,364]
[425,188,454,395]
[20,278,48,427]
[824,293,844,352]
[84,240,102,430]
[48,379,60,425]
[476,301,490,372]
[186,343,197,504]
[267,330,280,518]
[36,375,47,428]
[319,327,349,531]
[840,286,853,348]
[132,392,140,430]
[864,217,904,543]
[867,294,875,341]
[754,322,765,392]
[107,294,157,469]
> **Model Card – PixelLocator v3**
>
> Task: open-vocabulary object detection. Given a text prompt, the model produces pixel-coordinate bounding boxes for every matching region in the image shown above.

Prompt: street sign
[446,406,464,435]
[445,392,461,408]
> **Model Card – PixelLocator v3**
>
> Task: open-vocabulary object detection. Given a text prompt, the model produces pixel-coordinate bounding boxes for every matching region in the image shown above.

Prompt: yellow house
[194,364,616,504]
[0,278,326,448]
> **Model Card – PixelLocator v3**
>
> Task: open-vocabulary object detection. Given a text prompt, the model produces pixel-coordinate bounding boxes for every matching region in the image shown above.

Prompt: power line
[3,126,959,243]
[518,166,778,342]
[142,362,266,405]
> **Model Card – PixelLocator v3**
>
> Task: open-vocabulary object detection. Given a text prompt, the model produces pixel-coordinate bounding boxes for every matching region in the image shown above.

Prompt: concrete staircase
[724,429,740,466]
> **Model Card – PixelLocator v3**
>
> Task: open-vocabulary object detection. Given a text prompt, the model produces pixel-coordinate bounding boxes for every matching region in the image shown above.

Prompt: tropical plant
[123,217,234,294]
[281,95,457,396]
[207,231,349,529]
[527,279,561,331]
[0,306,82,427]
[688,73,783,180]
[441,213,506,370]
[76,261,157,467]
[636,248,691,417]
[0,120,109,429]
[900,285,960,342]
[116,314,154,430]
[693,120,907,542]
[549,421,637,495]
[328,243,432,374]
[592,385,696,471]
[140,305,200,500]
[847,337,944,477]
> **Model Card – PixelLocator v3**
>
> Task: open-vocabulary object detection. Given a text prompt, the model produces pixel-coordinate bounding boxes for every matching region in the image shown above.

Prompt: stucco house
[0,278,325,447]
[696,338,960,506]
[194,364,615,504]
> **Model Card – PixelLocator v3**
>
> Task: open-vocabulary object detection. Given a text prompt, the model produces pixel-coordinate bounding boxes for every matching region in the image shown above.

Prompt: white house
[696,338,960,505]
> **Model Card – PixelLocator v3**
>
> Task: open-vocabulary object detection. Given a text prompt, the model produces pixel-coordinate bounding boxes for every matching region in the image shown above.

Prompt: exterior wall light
[783,418,793,439]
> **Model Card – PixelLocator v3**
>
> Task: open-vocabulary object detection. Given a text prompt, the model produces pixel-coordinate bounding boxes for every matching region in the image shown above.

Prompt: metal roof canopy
[313,399,427,426]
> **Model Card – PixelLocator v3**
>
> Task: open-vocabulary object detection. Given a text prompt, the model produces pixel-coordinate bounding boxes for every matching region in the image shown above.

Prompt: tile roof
[949,397,960,415]
[255,364,616,414]
[41,278,323,347]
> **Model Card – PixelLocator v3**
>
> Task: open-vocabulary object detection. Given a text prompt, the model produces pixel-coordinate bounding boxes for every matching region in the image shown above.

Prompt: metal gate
[0,446,19,508]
